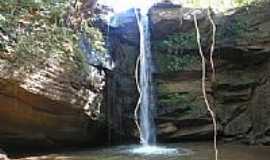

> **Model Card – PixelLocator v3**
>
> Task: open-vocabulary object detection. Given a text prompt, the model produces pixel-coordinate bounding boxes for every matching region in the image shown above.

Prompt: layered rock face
[149,2,270,144]
[105,9,140,141]
[107,2,270,145]
[0,54,106,147]
[1,1,269,148]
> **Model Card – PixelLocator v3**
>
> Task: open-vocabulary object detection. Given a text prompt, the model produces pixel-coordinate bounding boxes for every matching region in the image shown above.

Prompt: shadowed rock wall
[0,54,106,147]
[106,1,270,145]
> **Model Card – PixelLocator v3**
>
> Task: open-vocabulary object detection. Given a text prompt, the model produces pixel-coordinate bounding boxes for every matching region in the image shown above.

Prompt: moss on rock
[156,53,199,73]
[154,32,197,54]
[0,0,106,72]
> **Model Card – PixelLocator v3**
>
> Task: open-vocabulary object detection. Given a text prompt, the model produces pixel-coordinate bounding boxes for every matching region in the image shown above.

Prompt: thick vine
[193,13,218,160]
[134,8,144,143]
[208,8,217,81]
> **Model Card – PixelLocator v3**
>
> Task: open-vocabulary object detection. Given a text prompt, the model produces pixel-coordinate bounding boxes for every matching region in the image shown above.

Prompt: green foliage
[159,92,195,109]
[0,0,106,72]
[0,0,68,10]
[15,25,86,66]
[160,93,187,106]
[82,22,108,54]
[155,33,197,55]
[181,0,257,7]
[154,32,198,73]
[0,0,68,21]
[217,15,249,41]
[234,0,255,6]
[157,53,198,73]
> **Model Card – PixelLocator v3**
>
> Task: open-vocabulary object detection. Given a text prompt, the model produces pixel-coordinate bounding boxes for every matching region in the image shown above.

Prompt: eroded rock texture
[150,2,270,144]
[1,0,270,149]
[106,1,270,145]
[0,54,106,147]
[105,9,140,142]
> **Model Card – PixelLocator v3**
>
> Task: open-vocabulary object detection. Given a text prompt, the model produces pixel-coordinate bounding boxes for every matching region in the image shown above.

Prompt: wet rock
[148,1,270,144]
[158,121,222,141]
[261,137,270,146]
[224,111,252,136]
[109,9,139,46]
[104,9,140,141]
[248,61,270,145]
[0,149,8,160]
[105,1,270,145]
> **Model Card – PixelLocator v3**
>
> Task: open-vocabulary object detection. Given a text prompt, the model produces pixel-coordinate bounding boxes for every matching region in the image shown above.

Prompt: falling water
[135,10,156,145]
[96,0,189,155]
[132,6,180,156]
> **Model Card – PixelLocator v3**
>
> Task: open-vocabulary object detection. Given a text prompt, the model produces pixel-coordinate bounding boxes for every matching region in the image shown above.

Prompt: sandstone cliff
[0,0,107,148]
[0,53,106,147]
[106,1,270,145]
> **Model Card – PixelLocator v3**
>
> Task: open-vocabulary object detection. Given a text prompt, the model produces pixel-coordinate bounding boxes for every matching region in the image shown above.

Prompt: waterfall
[96,0,186,155]
[136,10,156,145]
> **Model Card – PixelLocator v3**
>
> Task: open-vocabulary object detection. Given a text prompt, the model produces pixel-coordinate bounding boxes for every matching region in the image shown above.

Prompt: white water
[130,145,180,155]
[98,0,181,155]
[136,10,156,145]
[99,0,157,145]
[133,7,181,156]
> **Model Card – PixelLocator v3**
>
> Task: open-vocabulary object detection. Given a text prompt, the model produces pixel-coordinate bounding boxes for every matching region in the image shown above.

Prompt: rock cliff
[105,9,140,142]
[151,1,270,144]
[1,0,270,149]
[0,0,107,148]
[106,1,270,145]
[0,53,106,147]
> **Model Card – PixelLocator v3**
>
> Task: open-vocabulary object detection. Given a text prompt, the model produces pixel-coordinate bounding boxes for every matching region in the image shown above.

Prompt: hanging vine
[133,7,144,143]
[208,8,217,81]
[193,13,218,160]
[134,54,143,143]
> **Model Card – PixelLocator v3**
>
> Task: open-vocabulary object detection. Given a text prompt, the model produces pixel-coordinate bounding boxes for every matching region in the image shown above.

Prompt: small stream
[13,142,270,160]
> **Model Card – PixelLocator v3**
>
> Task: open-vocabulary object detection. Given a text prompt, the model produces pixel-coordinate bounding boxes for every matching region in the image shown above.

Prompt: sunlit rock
[0,54,106,147]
